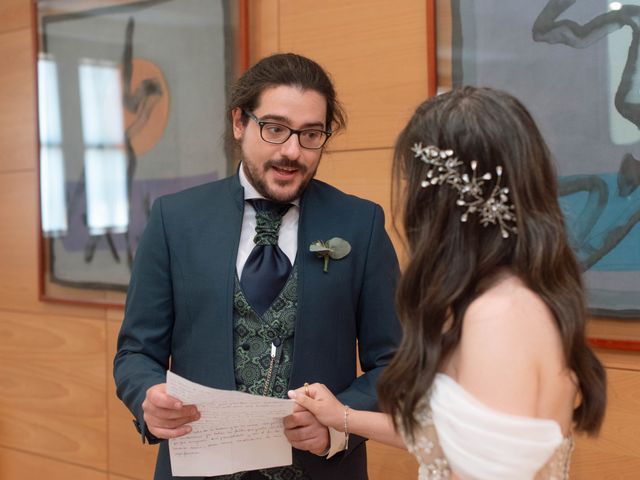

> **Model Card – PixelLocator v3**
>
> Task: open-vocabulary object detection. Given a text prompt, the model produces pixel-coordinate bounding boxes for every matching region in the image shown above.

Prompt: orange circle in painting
[120,58,170,156]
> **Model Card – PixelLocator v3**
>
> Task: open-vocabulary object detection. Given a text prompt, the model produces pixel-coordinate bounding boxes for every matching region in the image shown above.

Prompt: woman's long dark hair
[378,87,606,437]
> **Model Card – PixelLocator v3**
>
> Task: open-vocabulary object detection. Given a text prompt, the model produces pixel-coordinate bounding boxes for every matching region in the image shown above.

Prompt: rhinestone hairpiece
[411,143,517,238]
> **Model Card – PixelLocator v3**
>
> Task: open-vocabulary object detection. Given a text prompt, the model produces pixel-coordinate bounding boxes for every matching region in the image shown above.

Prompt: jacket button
[242,343,250,351]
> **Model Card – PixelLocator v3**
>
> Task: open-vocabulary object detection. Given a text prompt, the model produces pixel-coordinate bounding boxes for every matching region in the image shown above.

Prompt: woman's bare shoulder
[464,275,559,343]
[450,274,569,418]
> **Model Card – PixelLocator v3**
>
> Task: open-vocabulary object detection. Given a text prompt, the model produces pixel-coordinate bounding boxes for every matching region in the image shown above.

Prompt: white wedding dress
[400,374,573,480]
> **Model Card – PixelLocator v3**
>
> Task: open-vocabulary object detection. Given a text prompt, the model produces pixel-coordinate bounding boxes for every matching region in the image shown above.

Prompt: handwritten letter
[166,371,294,476]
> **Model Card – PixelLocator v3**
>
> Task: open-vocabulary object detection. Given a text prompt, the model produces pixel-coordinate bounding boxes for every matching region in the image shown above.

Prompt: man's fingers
[145,408,200,438]
[143,402,199,420]
[146,386,184,410]
[283,410,314,429]
[284,385,331,454]
[291,403,307,413]
[283,414,298,429]
[145,411,200,430]
[148,424,193,439]
[286,424,329,454]
[284,424,314,442]
[284,420,328,442]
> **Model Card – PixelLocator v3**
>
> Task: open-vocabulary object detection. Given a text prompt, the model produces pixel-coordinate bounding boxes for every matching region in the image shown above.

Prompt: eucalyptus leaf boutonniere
[309,238,351,273]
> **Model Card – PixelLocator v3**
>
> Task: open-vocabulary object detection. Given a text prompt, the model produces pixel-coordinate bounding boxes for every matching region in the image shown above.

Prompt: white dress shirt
[236,165,299,277]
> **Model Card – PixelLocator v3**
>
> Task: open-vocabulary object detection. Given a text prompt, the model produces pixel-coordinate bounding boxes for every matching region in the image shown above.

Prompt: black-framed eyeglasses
[243,110,331,150]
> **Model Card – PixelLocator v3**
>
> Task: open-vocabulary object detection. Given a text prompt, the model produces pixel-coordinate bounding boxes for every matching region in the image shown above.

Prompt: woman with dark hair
[288,87,606,479]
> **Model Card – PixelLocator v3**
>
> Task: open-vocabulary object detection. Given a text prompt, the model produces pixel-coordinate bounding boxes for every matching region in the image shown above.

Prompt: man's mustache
[265,160,307,173]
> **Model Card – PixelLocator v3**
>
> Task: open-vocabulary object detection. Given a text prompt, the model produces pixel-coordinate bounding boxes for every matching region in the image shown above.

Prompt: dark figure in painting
[533,0,640,268]
[83,16,163,268]
[120,16,163,266]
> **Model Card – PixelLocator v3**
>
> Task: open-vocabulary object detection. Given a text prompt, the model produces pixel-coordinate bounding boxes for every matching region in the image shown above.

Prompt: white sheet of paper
[166,371,295,477]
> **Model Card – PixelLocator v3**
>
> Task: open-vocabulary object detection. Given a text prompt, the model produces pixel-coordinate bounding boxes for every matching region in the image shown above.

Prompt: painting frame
[429,0,640,350]
[35,0,249,308]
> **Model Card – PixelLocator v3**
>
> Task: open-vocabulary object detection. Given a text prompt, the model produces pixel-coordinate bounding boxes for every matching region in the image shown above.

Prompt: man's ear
[231,108,245,140]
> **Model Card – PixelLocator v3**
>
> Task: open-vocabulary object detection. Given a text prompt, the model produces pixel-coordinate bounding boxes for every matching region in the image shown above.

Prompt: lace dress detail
[403,406,450,479]
[534,436,574,480]
[400,374,573,480]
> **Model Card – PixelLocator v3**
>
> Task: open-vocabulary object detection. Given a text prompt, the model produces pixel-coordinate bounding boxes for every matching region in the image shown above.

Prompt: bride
[288,87,606,479]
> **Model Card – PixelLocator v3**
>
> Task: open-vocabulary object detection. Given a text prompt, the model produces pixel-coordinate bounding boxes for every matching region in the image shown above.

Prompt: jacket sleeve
[113,198,174,443]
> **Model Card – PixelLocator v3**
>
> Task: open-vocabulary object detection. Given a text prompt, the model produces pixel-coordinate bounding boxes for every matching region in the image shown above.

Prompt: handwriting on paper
[166,371,294,476]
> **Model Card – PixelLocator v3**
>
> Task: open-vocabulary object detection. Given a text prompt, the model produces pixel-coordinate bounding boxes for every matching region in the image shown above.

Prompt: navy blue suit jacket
[114,174,401,479]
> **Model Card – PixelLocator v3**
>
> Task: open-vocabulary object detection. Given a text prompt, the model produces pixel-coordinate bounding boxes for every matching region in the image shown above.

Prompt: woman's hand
[288,383,345,432]
[289,383,408,451]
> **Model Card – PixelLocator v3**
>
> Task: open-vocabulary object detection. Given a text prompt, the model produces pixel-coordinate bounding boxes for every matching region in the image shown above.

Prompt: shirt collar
[238,162,300,206]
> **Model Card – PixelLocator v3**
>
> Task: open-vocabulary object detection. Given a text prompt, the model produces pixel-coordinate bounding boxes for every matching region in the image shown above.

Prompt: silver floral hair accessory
[411,143,517,238]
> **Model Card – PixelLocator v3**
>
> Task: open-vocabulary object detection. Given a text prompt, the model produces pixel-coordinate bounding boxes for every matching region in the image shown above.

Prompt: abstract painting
[437,0,640,318]
[37,0,245,304]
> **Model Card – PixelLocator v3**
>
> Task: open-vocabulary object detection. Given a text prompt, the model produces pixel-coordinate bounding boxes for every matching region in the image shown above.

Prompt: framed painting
[430,0,640,349]
[35,0,248,307]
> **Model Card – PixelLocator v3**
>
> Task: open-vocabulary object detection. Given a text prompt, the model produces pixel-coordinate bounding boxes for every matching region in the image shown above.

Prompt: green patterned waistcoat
[217,266,310,480]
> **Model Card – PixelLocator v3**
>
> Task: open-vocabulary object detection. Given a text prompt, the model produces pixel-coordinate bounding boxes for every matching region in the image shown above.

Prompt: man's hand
[283,403,330,455]
[142,383,200,439]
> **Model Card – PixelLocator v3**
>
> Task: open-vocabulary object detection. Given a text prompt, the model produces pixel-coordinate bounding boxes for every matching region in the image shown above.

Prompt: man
[114,53,401,480]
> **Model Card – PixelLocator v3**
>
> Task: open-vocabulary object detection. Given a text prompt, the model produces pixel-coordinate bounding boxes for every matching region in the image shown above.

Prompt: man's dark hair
[227,53,346,139]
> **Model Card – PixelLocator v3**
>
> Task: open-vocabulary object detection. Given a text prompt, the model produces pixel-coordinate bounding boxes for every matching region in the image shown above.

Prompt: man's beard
[242,157,320,203]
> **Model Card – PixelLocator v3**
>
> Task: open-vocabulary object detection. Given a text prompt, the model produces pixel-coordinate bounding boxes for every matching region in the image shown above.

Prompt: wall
[0,0,157,478]
[0,0,638,479]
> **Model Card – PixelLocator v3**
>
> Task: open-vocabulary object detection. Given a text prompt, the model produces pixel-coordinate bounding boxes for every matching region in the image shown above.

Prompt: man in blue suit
[114,53,401,480]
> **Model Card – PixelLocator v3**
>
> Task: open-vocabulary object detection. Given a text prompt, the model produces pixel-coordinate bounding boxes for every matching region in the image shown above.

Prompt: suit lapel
[290,182,319,386]
[198,174,244,388]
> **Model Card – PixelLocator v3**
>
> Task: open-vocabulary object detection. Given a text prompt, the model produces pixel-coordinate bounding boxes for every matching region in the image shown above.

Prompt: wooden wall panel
[367,441,418,479]
[107,320,157,479]
[0,171,39,308]
[595,348,640,371]
[0,0,32,34]
[317,149,393,218]
[106,307,124,322]
[0,446,107,480]
[571,368,640,478]
[0,28,36,173]
[278,0,428,151]
[0,311,107,469]
[588,317,640,343]
[0,171,105,318]
[248,0,279,63]
[109,475,137,480]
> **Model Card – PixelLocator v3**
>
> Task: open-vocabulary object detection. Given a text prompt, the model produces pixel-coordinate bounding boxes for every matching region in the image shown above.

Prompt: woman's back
[403,273,579,478]
[294,271,582,477]
[442,273,577,435]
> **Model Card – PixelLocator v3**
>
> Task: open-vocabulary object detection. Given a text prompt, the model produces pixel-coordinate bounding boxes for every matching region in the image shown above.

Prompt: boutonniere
[309,237,351,273]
